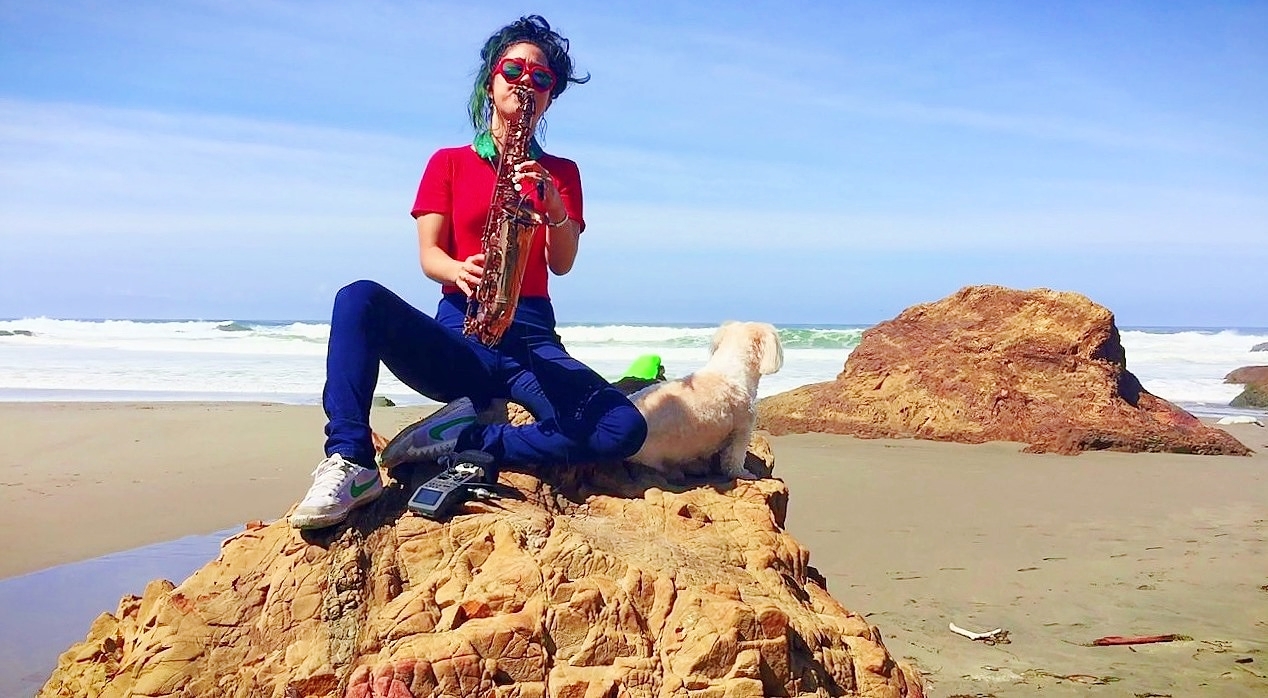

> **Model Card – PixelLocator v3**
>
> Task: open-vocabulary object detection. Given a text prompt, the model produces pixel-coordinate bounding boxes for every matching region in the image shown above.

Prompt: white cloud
[803,92,1253,159]
[584,197,1268,254]
[4,96,1263,263]
[0,99,428,242]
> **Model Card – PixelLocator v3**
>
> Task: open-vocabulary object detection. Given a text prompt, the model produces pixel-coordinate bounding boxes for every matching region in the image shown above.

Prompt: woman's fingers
[511,161,564,218]
[514,160,549,177]
[456,254,486,296]
[512,160,554,190]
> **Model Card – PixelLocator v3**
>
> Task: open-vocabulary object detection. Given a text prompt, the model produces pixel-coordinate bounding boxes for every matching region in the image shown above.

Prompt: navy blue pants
[322,280,647,468]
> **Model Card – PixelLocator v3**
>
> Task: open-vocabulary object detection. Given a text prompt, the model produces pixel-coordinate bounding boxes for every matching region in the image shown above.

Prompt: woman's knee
[573,390,647,460]
[333,279,388,311]
[604,403,648,459]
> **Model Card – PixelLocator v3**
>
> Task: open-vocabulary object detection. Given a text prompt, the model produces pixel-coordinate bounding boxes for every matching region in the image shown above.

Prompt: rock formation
[757,285,1249,456]
[1226,366,1268,408]
[40,443,923,698]
[1250,342,1268,352]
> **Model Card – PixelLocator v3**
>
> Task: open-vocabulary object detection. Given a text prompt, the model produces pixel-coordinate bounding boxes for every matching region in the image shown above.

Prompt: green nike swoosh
[427,415,477,440]
[350,476,378,498]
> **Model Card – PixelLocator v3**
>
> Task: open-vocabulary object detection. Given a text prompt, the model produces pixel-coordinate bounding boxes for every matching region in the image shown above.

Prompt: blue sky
[1,1,1264,326]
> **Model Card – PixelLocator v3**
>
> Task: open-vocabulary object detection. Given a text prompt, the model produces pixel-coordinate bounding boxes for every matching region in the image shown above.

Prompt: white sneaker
[290,454,384,530]
[380,398,476,468]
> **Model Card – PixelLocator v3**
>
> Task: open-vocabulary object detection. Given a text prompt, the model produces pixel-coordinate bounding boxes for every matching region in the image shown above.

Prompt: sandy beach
[778,430,1268,696]
[2,402,1266,696]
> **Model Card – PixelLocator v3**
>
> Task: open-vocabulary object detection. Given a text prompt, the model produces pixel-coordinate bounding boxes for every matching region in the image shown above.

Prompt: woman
[291,15,647,530]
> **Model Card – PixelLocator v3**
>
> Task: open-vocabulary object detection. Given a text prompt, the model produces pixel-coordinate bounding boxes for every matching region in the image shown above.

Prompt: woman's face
[490,42,554,123]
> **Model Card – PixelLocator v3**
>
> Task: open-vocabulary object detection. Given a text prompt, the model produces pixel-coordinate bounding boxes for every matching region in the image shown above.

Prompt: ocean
[1,317,1266,419]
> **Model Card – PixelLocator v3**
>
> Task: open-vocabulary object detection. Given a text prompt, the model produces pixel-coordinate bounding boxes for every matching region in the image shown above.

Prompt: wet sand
[0,402,435,578]
[1,402,1265,696]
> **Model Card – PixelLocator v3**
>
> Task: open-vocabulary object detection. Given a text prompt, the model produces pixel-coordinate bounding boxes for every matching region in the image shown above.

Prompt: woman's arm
[512,159,583,275]
[544,215,580,275]
[417,213,483,296]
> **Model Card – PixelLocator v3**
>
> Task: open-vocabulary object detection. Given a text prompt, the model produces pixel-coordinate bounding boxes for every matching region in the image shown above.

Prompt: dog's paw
[726,469,758,481]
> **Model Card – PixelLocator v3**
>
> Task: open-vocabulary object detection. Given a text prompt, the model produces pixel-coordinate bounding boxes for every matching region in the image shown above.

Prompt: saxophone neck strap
[474,131,544,162]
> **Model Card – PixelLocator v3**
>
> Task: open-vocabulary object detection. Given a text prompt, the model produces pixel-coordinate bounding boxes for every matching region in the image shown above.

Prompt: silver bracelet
[546,212,570,229]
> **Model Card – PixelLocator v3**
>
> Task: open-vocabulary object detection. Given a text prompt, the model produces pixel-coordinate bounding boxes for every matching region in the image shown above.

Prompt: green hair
[467,15,590,136]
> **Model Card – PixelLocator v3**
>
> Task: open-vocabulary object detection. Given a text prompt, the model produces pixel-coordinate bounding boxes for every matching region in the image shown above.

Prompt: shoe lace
[307,454,355,498]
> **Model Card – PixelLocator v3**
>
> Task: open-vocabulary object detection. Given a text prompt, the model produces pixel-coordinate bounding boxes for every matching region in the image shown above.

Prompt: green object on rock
[623,354,664,381]
[612,354,667,396]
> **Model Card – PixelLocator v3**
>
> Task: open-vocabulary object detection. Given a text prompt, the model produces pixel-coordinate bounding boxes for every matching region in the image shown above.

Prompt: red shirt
[411,145,585,299]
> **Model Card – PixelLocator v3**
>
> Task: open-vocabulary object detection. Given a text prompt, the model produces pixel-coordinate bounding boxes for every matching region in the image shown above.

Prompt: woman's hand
[512,160,566,224]
[508,160,580,275]
[453,253,485,297]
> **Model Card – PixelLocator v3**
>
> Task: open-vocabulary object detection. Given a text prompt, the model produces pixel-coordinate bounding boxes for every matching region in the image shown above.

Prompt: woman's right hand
[454,253,485,296]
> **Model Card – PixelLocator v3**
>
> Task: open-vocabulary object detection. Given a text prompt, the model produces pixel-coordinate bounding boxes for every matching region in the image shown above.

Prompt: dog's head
[711,321,784,375]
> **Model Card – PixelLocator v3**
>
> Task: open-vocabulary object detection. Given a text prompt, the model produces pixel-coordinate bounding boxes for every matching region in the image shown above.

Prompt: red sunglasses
[495,56,557,93]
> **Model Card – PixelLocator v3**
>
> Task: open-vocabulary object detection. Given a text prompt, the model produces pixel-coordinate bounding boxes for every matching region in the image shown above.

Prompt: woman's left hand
[513,160,566,224]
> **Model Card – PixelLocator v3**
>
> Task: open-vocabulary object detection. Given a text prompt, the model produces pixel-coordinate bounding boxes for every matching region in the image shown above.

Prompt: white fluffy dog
[627,321,783,479]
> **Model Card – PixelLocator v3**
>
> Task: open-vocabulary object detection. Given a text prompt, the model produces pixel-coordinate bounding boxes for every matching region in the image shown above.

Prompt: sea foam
[1,318,1264,417]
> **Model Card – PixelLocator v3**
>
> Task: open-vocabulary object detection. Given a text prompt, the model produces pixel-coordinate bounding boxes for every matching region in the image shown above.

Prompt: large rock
[39,454,923,698]
[758,285,1249,456]
[1226,365,1268,408]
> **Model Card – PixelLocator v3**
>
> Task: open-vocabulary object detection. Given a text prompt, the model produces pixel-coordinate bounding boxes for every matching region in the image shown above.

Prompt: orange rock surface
[757,285,1249,455]
[1225,367,1268,384]
[40,443,923,698]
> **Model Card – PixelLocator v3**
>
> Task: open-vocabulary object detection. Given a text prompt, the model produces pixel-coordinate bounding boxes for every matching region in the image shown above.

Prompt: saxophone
[464,84,545,346]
